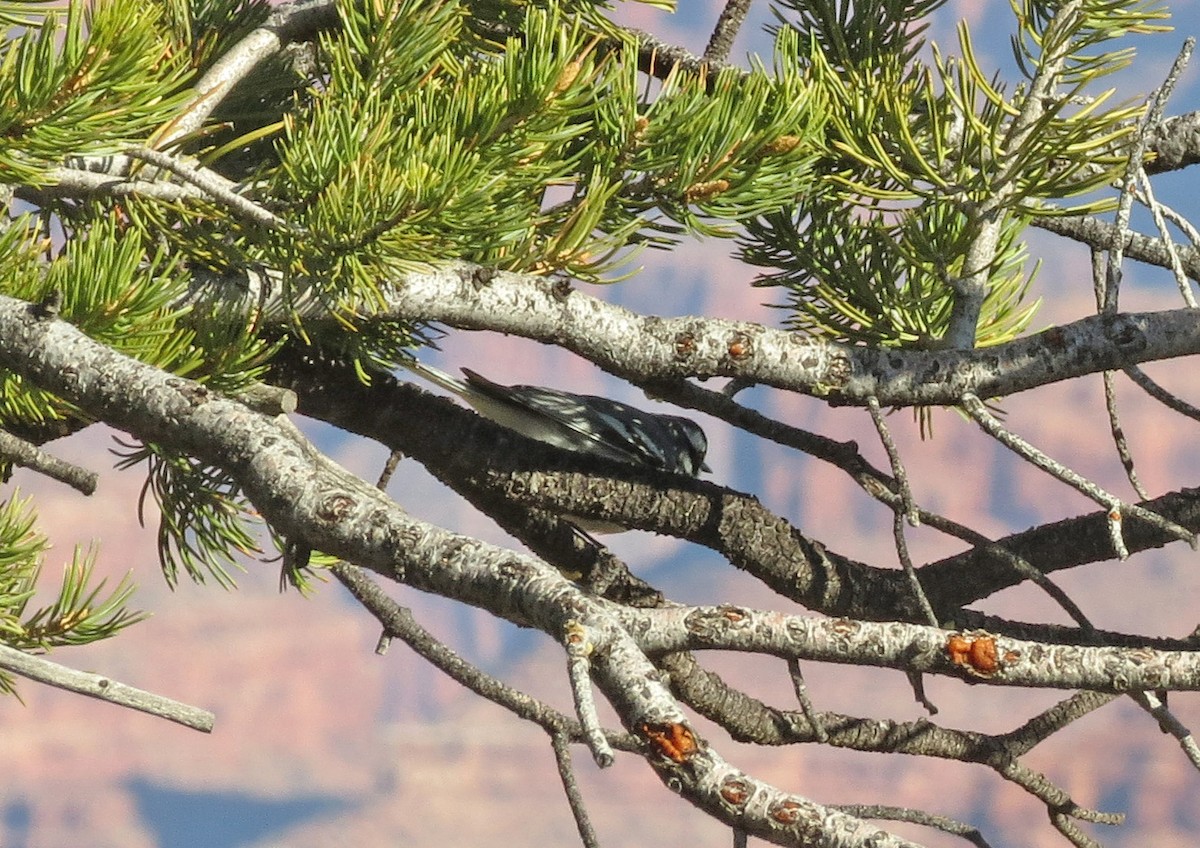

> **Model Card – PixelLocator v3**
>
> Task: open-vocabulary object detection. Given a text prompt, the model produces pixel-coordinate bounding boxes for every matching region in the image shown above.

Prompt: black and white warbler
[401,360,710,478]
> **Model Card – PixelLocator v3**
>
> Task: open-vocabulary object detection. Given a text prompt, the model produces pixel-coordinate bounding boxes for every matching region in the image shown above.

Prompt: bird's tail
[398,357,471,397]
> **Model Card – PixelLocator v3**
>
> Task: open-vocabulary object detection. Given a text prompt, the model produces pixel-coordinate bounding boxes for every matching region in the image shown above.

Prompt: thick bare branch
[626,605,1200,694]
[921,488,1200,614]
[224,263,1200,408]
[704,0,754,63]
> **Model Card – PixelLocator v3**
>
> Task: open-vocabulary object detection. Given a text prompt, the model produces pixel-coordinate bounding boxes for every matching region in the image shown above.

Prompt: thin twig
[1102,371,1148,499]
[860,408,942,637]
[331,562,638,751]
[1155,197,1200,254]
[1092,240,1146,500]
[370,451,404,655]
[25,166,213,206]
[0,428,97,494]
[866,398,918,525]
[1091,247,1148,499]
[994,759,1123,840]
[565,621,614,767]
[550,731,602,848]
[376,450,403,490]
[1105,37,1195,311]
[1124,364,1200,423]
[1050,812,1105,848]
[866,398,938,630]
[786,657,827,743]
[1129,690,1200,773]
[893,510,938,626]
[126,147,297,231]
[0,643,213,731]
[956,539,1095,630]
[961,393,1195,555]
[619,27,726,82]
[1135,170,1196,307]
[906,669,938,715]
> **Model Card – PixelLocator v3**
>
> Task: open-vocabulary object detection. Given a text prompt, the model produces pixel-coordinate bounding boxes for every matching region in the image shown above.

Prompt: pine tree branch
[656,648,1117,828]
[187,263,1200,409]
[961,392,1195,554]
[944,1,1089,349]
[24,154,292,231]
[0,291,921,848]
[0,428,97,494]
[832,807,992,848]
[0,643,213,732]
[920,487,1200,612]
[275,348,1200,654]
[351,264,1200,406]
[271,344,1200,648]
[1032,214,1200,278]
[24,164,213,205]
[626,605,1200,694]
[1103,38,1195,314]
[157,0,339,149]
[612,27,727,82]
[704,0,754,64]
[126,148,296,231]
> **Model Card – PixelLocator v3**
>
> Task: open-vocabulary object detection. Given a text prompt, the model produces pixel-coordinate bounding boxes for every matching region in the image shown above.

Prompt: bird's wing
[462,368,670,469]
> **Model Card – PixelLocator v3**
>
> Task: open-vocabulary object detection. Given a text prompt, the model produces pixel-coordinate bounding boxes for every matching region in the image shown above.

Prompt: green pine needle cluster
[742,0,1168,347]
[747,202,1041,348]
[265,0,824,303]
[0,492,145,695]
[113,441,259,589]
[0,0,193,183]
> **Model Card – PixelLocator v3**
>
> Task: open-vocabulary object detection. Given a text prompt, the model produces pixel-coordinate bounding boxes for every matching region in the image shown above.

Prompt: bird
[400,359,710,478]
